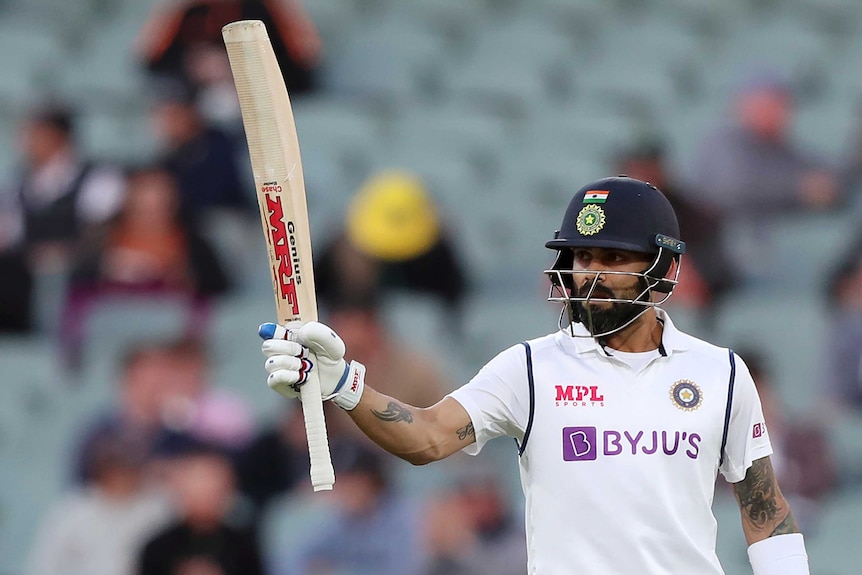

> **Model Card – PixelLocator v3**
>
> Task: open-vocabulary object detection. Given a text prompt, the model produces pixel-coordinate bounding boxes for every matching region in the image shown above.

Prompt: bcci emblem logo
[670,380,702,411]
[576,205,606,236]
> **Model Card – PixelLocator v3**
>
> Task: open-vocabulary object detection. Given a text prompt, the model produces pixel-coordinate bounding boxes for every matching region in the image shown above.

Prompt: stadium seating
[0,15,64,111]
[2,0,862,571]
[0,336,93,573]
[806,487,862,574]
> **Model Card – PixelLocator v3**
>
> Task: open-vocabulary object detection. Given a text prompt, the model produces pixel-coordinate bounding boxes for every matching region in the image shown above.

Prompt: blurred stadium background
[2,0,862,573]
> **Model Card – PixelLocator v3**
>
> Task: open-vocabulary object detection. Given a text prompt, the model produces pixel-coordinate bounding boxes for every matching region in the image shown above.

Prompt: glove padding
[260,321,365,410]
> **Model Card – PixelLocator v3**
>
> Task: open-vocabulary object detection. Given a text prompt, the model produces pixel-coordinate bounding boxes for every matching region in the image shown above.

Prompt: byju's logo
[562,426,702,461]
[563,427,597,461]
[752,422,766,438]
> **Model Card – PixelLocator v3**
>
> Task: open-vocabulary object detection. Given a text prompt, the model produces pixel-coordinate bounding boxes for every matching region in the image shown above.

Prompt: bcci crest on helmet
[576,205,606,236]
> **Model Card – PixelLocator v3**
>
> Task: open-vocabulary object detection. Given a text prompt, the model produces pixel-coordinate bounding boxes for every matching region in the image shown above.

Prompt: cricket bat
[222,20,334,491]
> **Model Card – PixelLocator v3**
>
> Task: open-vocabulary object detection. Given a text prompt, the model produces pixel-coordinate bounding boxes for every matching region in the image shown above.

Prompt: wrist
[327,360,365,411]
[748,533,809,575]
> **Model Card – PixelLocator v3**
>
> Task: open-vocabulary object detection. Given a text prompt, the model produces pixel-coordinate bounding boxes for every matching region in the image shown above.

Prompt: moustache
[576,284,615,299]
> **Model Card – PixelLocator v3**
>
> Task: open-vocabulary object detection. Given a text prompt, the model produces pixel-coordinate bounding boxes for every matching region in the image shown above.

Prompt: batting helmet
[544,176,686,337]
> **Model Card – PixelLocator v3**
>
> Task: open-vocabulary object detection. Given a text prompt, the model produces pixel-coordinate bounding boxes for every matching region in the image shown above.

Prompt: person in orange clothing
[60,164,230,367]
[68,164,229,296]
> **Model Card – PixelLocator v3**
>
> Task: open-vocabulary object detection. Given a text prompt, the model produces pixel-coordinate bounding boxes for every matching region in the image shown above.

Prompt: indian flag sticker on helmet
[576,204,606,236]
[583,190,609,203]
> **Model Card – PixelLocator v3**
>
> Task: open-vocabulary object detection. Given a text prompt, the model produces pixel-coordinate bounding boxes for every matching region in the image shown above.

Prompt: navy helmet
[546,176,683,257]
[545,176,686,337]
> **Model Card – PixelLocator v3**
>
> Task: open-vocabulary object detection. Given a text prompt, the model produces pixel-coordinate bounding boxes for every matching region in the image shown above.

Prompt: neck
[600,309,662,352]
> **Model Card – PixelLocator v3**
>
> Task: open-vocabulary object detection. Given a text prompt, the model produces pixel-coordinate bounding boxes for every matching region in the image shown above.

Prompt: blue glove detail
[259,322,278,340]
[331,364,351,394]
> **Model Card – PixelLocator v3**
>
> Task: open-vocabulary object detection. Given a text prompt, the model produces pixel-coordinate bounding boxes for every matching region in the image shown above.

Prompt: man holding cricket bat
[259,176,809,574]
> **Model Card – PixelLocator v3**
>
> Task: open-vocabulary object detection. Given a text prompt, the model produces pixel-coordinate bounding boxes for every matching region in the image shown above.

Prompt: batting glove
[259,321,366,410]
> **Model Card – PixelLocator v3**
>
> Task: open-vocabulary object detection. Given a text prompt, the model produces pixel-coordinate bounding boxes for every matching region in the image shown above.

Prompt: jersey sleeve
[446,343,531,456]
[719,353,774,483]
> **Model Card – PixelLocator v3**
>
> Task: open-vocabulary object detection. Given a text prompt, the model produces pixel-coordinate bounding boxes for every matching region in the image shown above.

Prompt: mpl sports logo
[264,183,303,316]
[555,385,604,407]
[562,426,702,461]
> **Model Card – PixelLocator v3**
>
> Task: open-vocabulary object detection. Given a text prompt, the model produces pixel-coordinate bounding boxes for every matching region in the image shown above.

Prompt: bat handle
[299,369,335,491]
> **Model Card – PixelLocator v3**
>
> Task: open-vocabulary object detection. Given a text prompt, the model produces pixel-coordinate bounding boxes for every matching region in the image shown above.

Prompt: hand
[259,321,366,410]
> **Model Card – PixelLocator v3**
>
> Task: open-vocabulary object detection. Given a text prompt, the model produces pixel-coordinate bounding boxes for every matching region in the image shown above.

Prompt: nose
[577,270,607,297]
[579,265,606,283]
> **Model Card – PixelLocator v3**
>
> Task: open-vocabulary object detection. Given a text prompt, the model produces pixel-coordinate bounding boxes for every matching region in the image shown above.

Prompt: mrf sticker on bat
[263,182,303,315]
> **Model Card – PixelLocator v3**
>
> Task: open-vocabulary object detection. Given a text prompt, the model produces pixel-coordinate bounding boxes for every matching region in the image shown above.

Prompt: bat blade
[223,19,334,491]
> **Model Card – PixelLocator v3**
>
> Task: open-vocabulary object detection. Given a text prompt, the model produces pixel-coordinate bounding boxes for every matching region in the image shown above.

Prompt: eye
[572,250,592,266]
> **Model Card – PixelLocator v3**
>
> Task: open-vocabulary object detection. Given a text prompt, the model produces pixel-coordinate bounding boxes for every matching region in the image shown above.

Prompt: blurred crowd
[2,0,862,574]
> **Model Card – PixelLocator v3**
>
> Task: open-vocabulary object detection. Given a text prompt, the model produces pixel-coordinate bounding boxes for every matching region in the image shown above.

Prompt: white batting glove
[259,321,366,410]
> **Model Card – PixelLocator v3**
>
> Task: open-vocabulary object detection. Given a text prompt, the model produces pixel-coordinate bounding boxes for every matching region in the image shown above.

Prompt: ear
[649,250,679,294]
[666,256,680,280]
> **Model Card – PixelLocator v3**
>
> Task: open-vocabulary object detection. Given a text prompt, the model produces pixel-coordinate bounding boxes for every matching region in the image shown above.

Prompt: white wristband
[748,533,809,575]
[328,360,365,411]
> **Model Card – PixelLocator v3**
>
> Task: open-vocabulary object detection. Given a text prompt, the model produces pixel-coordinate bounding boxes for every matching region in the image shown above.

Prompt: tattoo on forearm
[769,512,799,536]
[371,401,414,423]
[456,422,475,441]
[733,457,799,534]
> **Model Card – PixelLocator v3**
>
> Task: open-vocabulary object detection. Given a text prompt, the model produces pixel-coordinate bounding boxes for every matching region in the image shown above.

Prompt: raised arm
[345,389,474,465]
[731,455,809,575]
[260,321,474,466]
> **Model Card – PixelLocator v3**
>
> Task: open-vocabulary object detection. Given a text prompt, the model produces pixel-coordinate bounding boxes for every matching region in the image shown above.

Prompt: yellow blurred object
[346,171,440,262]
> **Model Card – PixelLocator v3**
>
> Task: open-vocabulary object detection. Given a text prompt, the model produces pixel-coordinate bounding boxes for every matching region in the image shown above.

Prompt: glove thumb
[295,321,346,361]
[258,321,305,341]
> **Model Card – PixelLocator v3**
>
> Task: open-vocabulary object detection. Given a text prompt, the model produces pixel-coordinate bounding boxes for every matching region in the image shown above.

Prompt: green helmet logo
[575,205,606,236]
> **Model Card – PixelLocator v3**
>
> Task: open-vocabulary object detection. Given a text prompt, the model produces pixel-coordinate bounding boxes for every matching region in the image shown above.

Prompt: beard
[573,281,648,337]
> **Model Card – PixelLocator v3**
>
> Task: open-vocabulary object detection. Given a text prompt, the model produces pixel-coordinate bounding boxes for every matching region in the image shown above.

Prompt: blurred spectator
[136,0,321,123]
[315,170,469,319]
[688,69,840,216]
[138,440,265,575]
[235,401,311,513]
[74,338,254,483]
[617,139,737,306]
[315,233,380,312]
[150,81,254,215]
[156,337,255,450]
[0,247,33,332]
[0,191,33,332]
[69,164,230,295]
[422,465,525,575]
[7,102,126,273]
[281,441,423,575]
[27,432,173,575]
[61,165,230,366]
[73,342,175,483]
[823,236,862,409]
[738,349,835,533]
[838,104,862,196]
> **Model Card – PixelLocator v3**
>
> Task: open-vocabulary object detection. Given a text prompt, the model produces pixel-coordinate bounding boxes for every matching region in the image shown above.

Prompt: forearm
[733,457,800,545]
[344,386,473,465]
[733,457,809,573]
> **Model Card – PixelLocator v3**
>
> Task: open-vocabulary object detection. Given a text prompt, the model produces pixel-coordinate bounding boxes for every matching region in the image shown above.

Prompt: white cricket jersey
[448,309,772,575]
